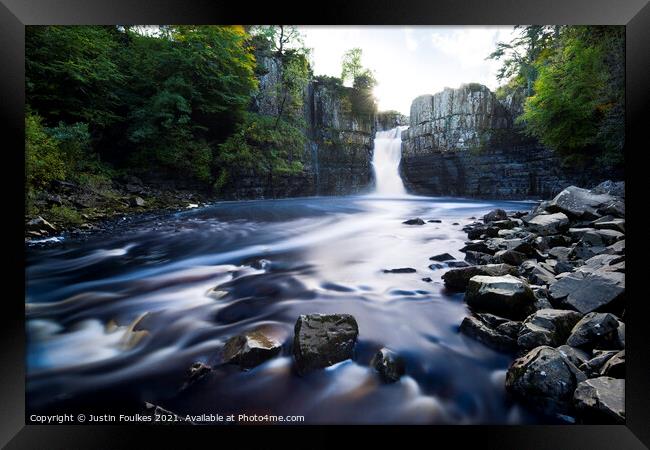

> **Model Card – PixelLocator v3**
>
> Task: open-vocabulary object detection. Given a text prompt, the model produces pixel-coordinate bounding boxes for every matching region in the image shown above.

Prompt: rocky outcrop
[375,110,408,131]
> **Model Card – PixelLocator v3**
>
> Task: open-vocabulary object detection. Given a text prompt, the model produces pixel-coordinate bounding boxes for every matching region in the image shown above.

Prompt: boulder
[460,240,494,254]
[371,348,406,383]
[600,350,625,378]
[428,219,442,223]
[293,314,359,374]
[604,240,625,255]
[520,261,556,286]
[591,180,624,198]
[557,345,591,368]
[579,350,619,376]
[573,377,625,424]
[447,261,470,268]
[546,186,614,219]
[26,216,57,233]
[459,314,519,352]
[517,309,583,350]
[483,208,508,223]
[464,251,494,265]
[525,213,569,235]
[223,330,282,369]
[548,270,624,314]
[592,217,625,233]
[129,196,146,207]
[383,267,416,273]
[598,199,625,218]
[494,249,528,266]
[506,346,587,415]
[430,253,455,262]
[403,218,425,225]
[580,254,625,274]
[442,264,518,291]
[465,275,536,320]
[566,312,623,350]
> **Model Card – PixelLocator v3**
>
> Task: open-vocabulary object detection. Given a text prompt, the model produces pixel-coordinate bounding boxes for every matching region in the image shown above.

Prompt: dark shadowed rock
[459,314,518,352]
[546,186,614,219]
[464,251,494,265]
[129,196,146,207]
[293,313,359,374]
[600,350,625,378]
[383,267,416,273]
[604,239,625,255]
[557,345,590,368]
[484,209,508,223]
[442,264,517,291]
[465,275,536,320]
[579,350,619,376]
[506,346,586,415]
[591,180,624,198]
[403,218,425,225]
[525,212,569,235]
[427,219,442,223]
[371,347,406,383]
[26,216,57,234]
[447,261,470,268]
[421,277,432,282]
[566,312,622,350]
[592,217,625,233]
[494,249,528,266]
[573,377,625,424]
[430,253,455,262]
[548,270,624,314]
[181,362,212,390]
[223,330,282,369]
[517,309,583,350]
[520,261,556,286]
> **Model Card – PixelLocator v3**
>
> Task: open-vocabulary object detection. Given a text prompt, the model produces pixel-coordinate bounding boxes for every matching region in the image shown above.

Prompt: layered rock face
[400,84,609,199]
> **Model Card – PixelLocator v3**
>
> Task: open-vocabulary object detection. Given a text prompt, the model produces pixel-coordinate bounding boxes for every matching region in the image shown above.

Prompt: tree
[341,48,365,85]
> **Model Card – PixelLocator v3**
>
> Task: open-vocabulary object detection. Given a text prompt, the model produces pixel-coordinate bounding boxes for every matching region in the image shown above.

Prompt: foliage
[25,112,67,190]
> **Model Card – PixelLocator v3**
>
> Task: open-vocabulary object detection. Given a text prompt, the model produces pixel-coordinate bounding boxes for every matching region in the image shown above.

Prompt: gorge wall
[400,83,611,199]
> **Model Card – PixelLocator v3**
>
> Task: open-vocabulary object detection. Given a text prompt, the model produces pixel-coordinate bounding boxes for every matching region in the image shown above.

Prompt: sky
[297,26,518,115]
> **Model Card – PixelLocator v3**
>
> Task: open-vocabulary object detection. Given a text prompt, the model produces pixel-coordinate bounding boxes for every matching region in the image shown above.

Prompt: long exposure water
[26,129,541,424]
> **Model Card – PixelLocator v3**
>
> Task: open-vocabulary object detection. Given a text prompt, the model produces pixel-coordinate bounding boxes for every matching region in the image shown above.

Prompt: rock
[26,216,57,233]
[581,229,624,246]
[460,240,495,254]
[598,199,625,218]
[580,254,625,274]
[603,239,625,255]
[293,314,359,374]
[223,330,282,369]
[467,227,488,240]
[383,267,416,273]
[591,180,624,198]
[421,277,432,282]
[403,218,425,225]
[592,217,625,233]
[525,213,570,235]
[181,362,212,390]
[442,264,518,291]
[520,261,556,286]
[484,209,508,223]
[464,275,536,320]
[371,348,406,383]
[427,219,442,223]
[548,270,624,314]
[447,261,470,268]
[548,246,572,261]
[429,263,444,270]
[430,253,455,262]
[580,350,619,376]
[546,186,615,219]
[506,346,586,415]
[494,249,528,266]
[129,196,146,207]
[573,377,625,424]
[464,251,494,265]
[557,345,590,368]
[517,309,583,350]
[459,314,518,352]
[566,312,623,350]
[600,350,624,378]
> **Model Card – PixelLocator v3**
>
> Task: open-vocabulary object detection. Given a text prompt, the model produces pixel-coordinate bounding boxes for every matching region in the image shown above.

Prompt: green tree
[341,48,364,84]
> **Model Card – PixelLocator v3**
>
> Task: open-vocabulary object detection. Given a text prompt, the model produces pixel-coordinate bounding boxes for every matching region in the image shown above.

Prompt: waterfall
[371,126,408,196]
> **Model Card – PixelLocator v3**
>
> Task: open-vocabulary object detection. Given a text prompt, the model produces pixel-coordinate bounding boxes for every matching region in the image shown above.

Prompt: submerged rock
[223,330,282,369]
[464,275,536,320]
[403,218,425,225]
[517,309,583,350]
[383,267,416,273]
[430,252,455,262]
[573,377,625,424]
[293,313,359,375]
[442,264,518,291]
[371,347,406,383]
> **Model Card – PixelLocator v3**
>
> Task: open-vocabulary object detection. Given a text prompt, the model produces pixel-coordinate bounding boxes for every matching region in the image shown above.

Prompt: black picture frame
[1,0,648,447]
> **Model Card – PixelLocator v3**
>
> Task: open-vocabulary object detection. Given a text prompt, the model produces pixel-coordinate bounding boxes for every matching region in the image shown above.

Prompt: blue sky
[298,26,517,115]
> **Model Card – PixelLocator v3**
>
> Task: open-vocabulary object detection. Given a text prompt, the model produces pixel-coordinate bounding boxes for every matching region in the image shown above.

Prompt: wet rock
[293,313,359,374]
[525,213,570,235]
[600,350,625,378]
[460,240,495,254]
[403,218,425,225]
[181,362,212,390]
[430,253,455,262]
[129,196,146,207]
[573,377,625,424]
[26,216,57,234]
[465,275,536,320]
[548,246,572,261]
[421,277,432,283]
[557,345,590,368]
[579,350,618,376]
[371,347,406,383]
[484,209,508,223]
[566,313,623,350]
[598,199,625,218]
[517,309,583,350]
[548,270,624,314]
[546,186,614,219]
[223,330,282,369]
[427,219,442,223]
[491,219,516,230]
[459,314,518,352]
[506,346,586,415]
[464,251,494,265]
[447,261,470,268]
[442,263,518,291]
[429,263,444,270]
[467,227,488,240]
[494,249,528,266]
[383,267,416,273]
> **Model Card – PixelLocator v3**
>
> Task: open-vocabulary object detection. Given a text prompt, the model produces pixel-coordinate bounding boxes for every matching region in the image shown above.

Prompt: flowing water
[26,128,541,424]
[371,126,408,196]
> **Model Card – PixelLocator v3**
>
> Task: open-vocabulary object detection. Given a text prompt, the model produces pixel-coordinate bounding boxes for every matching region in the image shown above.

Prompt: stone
[556,345,590,368]
[603,240,625,255]
[494,249,528,266]
[421,277,432,283]
[223,330,282,369]
[427,219,442,223]
[600,350,625,378]
[293,314,359,374]
[181,362,212,390]
[484,209,508,223]
[591,180,624,198]
[520,261,556,286]
[548,246,572,261]
[580,350,619,376]
[517,309,583,350]
[592,217,625,233]
[525,213,570,235]
[371,348,406,383]
[430,253,455,262]
[464,251,494,265]
[459,314,518,352]
[598,200,625,218]
[383,267,416,273]
[546,186,615,219]
[548,270,624,314]
[580,254,625,274]
[447,261,470,268]
[573,377,625,424]
[26,216,57,233]
[442,264,518,291]
[566,312,623,350]
[403,218,425,225]
[506,346,586,415]
[129,196,146,207]
[429,263,444,270]
[464,275,536,320]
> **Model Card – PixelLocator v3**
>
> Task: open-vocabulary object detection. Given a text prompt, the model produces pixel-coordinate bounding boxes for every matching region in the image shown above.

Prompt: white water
[371,126,409,196]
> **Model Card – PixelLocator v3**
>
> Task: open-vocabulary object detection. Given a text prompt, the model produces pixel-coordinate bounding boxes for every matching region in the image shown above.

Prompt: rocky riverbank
[449,180,625,423]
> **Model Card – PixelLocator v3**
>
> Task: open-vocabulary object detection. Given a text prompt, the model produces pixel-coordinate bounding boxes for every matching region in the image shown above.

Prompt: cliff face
[400,83,607,199]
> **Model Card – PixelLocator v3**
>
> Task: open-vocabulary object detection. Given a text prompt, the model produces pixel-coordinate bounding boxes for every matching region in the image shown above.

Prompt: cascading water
[371,126,409,196]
